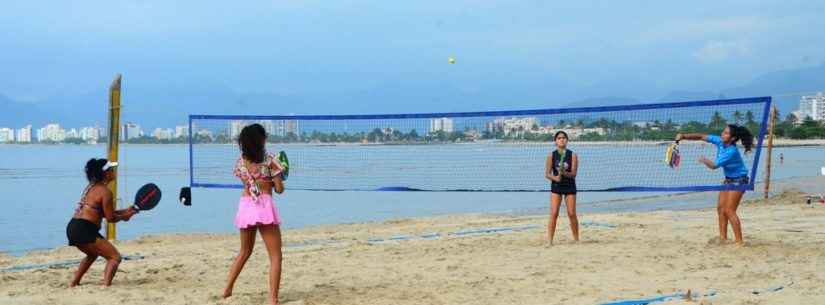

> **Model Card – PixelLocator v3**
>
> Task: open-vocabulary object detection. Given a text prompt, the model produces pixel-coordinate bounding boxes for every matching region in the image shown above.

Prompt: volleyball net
[188,96,771,192]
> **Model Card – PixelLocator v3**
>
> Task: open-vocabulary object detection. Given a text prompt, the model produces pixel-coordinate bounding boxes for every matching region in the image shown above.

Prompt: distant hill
[657,91,722,102]
[564,96,639,108]
[7,63,825,129]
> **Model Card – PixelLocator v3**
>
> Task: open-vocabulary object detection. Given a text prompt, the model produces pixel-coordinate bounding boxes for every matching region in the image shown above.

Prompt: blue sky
[2,0,824,125]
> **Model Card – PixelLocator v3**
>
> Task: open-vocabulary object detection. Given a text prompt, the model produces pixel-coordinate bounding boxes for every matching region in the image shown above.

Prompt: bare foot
[222,290,232,299]
[684,289,693,301]
[69,282,78,288]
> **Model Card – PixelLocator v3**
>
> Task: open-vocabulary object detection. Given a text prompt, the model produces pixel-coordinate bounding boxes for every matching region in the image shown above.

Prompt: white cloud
[693,40,751,63]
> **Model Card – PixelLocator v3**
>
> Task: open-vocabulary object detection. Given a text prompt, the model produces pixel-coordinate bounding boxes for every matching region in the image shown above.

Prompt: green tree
[745,110,759,134]
[733,111,743,124]
[709,112,727,132]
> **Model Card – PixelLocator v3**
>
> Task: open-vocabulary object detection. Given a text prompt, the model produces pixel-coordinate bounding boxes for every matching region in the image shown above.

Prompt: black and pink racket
[131,183,162,212]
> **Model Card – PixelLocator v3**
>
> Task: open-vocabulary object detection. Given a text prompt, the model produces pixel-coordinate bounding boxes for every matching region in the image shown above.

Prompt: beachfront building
[65,128,79,140]
[16,125,31,143]
[0,128,14,143]
[262,120,299,137]
[229,120,245,139]
[276,120,299,137]
[527,125,606,139]
[257,120,276,137]
[195,128,214,140]
[486,117,539,137]
[37,123,65,142]
[429,118,454,133]
[153,128,174,140]
[175,125,189,138]
[79,127,101,143]
[123,122,143,140]
[564,127,607,139]
[799,92,825,121]
[285,120,299,135]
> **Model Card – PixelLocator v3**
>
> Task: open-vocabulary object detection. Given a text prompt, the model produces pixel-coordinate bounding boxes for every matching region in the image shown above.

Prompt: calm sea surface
[1,144,822,255]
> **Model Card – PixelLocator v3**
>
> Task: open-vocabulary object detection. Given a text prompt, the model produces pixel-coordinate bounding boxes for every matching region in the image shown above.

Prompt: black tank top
[551,149,576,193]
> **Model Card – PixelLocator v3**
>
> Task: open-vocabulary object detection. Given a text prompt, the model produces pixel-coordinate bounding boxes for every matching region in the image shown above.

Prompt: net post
[763,106,777,200]
[106,74,122,241]
[188,115,194,188]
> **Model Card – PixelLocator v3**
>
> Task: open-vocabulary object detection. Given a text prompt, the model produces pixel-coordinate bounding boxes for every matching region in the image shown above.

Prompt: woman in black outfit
[66,158,136,287]
[544,131,579,245]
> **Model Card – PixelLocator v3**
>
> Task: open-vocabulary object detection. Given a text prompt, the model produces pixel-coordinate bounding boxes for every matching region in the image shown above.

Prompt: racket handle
[131,205,140,213]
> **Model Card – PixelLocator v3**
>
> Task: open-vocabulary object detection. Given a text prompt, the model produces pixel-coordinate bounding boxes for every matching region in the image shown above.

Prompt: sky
[1,0,824,126]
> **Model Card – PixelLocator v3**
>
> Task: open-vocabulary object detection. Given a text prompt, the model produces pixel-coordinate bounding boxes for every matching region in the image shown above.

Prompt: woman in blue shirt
[676,125,754,245]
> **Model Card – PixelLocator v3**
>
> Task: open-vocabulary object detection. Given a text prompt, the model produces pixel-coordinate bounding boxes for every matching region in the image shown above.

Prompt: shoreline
[3,138,825,147]
[2,188,824,304]
[4,175,822,258]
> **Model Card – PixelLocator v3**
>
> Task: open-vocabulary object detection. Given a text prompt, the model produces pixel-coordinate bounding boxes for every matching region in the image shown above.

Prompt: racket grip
[131,205,140,213]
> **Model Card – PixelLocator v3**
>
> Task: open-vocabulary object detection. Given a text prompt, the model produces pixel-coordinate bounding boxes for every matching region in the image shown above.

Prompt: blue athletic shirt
[706,135,748,178]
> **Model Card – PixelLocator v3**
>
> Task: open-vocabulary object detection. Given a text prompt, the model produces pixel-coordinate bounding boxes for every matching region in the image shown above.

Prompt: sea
[1,144,823,255]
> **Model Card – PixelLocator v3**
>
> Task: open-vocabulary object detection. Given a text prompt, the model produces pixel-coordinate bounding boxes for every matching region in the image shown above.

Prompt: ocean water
[1,144,822,255]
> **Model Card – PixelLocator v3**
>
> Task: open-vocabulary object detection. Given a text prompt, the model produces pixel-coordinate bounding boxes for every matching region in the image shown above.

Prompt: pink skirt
[235,194,282,229]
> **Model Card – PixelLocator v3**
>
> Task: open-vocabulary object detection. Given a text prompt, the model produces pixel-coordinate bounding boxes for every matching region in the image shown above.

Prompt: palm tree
[785,113,798,126]
[733,111,743,124]
[709,111,727,131]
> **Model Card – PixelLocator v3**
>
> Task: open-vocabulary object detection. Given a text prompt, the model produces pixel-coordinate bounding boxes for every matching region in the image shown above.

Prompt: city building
[429,118,454,133]
[38,123,65,142]
[0,128,14,143]
[79,127,101,143]
[66,128,79,139]
[153,128,174,140]
[195,128,214,139]
[284,120,299,136]
[486,117,539,136]
[229,120,245,139]
[16,125,32,143]
[175,125,189,138]
[123,122,143,140]
[799,92,825,121]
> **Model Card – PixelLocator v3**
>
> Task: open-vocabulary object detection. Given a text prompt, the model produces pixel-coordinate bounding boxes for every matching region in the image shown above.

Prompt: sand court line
[0,255,145,273]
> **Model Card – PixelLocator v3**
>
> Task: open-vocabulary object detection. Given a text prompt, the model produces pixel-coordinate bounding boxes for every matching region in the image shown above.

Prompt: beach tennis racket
[277,151,289,181]
[665,142,681,169]
[131,183,162,212]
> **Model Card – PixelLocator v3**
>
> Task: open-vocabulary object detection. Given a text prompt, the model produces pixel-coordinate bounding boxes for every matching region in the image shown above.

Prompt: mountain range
[3,64,824,129]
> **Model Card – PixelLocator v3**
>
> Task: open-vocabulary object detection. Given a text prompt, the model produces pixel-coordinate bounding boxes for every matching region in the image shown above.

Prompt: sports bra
[75,184,104,215]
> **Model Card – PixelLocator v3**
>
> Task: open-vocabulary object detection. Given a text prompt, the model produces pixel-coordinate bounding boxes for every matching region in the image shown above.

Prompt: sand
[2,185,825,305]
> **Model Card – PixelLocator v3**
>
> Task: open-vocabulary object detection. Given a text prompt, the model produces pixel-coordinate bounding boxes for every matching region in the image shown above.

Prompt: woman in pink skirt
[222,123,286,305]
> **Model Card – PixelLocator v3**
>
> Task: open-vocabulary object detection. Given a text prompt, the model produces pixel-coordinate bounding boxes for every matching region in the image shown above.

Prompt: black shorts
[551,181,577,195]
[723,176,750,186]
[66,218,103,246]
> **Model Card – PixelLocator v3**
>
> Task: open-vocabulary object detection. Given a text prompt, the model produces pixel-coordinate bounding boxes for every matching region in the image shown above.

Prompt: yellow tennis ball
[448,57,456,64]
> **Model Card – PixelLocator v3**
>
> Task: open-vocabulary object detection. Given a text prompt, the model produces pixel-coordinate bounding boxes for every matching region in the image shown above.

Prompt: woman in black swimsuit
[66,158,136,287]
[544,131,579,245]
